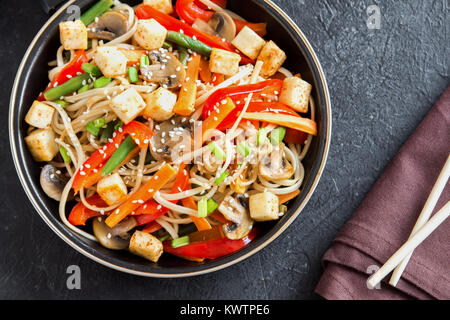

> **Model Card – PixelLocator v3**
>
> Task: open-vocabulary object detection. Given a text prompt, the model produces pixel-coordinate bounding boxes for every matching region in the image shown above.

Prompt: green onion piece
[100,121,115,142]
[178,46,189,66]
[93,76,112,88]
[101,136,136,176]
[86,122,100,136]
[44,73,91,101]
[54,99,70,108]
[78,84,89,94]
[171,236,190,248]
[215,171,229,185]
[81,63,102,77]
[140,55,150,67]
[270,127,286,145]
[59,146,71,163]
[158,234,171,242]
[163,41,173,50]
[257,127,269,146]
[208,141,226,160]
[128,67,139,83]
[114,120,124,130]
[198,198,208,218]
[93,117,106,128]
[166,31,212,57]
[80,0,114,25]
[207,199,218,214]
[237,141,250,157]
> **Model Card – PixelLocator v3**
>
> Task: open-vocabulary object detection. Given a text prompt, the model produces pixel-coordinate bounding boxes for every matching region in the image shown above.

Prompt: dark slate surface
[0,0,448,299]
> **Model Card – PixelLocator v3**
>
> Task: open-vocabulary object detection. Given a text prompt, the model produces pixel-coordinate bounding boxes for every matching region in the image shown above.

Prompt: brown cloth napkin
[315,87,450,300]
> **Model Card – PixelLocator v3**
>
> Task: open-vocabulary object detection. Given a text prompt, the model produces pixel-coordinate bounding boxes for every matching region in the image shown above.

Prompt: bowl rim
[9,0,332,278]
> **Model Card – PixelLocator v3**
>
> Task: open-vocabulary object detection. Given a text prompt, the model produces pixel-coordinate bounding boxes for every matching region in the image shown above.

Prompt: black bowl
[9,0,331,277]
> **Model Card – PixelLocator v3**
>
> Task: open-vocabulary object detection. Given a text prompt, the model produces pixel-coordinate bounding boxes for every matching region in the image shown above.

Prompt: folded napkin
[315,87,450,300]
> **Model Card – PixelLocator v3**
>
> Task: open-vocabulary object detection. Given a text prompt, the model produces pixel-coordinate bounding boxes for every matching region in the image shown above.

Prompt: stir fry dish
[24,0,317,263]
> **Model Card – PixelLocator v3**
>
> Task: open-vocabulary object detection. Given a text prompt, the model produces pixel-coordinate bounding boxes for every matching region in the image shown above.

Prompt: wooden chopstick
[389,155,450,286]
[367,201,450,289]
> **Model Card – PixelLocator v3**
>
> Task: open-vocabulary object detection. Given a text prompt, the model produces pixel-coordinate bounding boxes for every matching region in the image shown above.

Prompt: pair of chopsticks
[367,155,450,289]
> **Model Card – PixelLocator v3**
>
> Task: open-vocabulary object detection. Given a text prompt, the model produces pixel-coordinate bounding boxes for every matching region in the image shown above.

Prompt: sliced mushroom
[40,164,69,201]
[192,18,216,35]
[87,11,128,41]
[92,216,137,250]
[208,11,236,41]
[259,143,295,181]
[141,51,185,89]
[150,116,192,161]
[218,195,254,240]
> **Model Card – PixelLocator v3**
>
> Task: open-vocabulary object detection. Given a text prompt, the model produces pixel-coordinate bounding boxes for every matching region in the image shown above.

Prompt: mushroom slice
[141,52,185,89]
[208,11,236,42]
[150,116,192,161]
[259,143,295,181]
[93,216,137,250]
[87,11,128,41]
[40,164,69,201]
[218,195,254,240]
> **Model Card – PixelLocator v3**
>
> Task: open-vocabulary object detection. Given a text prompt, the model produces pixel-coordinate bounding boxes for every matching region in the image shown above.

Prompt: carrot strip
[210,212,228,224]
[241,112,317,136]
[201,97,236,143]
[198,57,211,83]
[278,190,300,204]
[105,164,177,228]
[174,54,201,116]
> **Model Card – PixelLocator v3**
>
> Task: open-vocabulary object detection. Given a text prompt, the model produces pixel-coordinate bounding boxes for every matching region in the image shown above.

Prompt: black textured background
[0,0,448,299]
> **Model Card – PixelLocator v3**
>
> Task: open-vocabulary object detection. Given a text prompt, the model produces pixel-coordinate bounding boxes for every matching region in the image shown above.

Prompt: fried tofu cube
[133,19,167,50]
[142,87,177,121]
[24,128,59,162]
[129,231,163,263]
[209,48,241,76]
[25,101,55,129]
[110,88,146,124]
[257,40,287,78]
[97,173,128,206]
[279,76,312,113]
[249,192,279,221]
[232,26,266,60]
[59,20,88,50]
[94,47,128,78]
[143,0,174,15]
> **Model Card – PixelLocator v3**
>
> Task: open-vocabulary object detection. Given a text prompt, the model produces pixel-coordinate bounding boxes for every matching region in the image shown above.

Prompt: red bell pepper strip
[38,50,88,101]
[284,128,309,145]
[72,121,154,193]
[135,4,254,65]
[68,194,107,226]
[163,228,258,259]
[141,221,162,233]
[176,0,213,24]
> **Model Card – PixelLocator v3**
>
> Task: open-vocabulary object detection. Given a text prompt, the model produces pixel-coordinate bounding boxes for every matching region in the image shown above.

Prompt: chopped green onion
[215,171,229,185]
[54,99,69,108]
[207,199,218,214]
[171,236,190,248]
[101,136,136,176]
[93,117,106,128]
[86,122,100,136]
[198,198,208,218]
[257,127,269,146]
[81,63,102,77]
[208,141,226,160]
[158,234,170,242]
[140,55,150,67]
[93,76,112,88]
[77,84,89,94]
[44,73,91,101]
[237,141,250,157]
[128,66,139,83]
[80,0,114,25]
[114,120,124,130]
[270,127,286,145]
[59,146,71,163]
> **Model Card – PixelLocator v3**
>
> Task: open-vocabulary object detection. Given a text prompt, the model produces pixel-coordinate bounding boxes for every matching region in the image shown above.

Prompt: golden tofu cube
[257,40,287,78]
[142,87,177,121]
[133,19,167,50]
[25,128,59,162]
[59,20,88,50]
[249,192,279,221]
[232,26,266,60]
[279,77,312,113]
[110,88,146,124]
[143,0,174,15]
[129,231,163,263]
[209,48,241,76]
[25,101,55,129]
[97,172,128,206]
[94,47,128,78]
